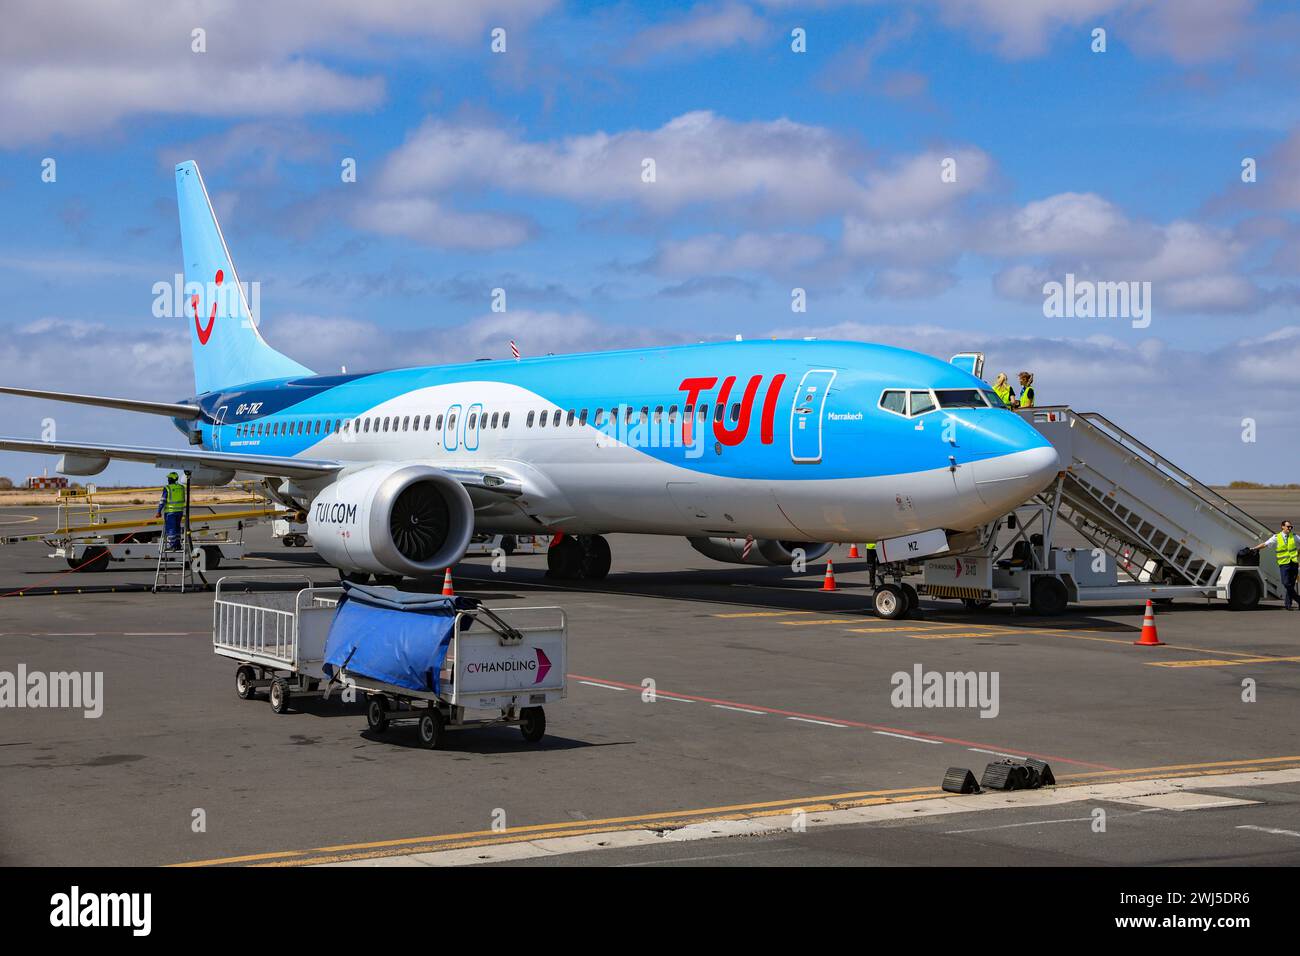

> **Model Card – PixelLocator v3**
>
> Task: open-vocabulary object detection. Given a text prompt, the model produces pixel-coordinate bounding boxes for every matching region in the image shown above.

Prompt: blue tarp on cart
[322,584,478,694]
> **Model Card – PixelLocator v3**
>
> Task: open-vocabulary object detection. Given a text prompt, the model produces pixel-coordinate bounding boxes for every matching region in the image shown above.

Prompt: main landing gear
[546,534,611,581]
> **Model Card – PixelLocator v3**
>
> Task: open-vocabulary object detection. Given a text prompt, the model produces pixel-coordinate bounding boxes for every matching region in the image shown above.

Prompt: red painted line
[566,672,1119,771]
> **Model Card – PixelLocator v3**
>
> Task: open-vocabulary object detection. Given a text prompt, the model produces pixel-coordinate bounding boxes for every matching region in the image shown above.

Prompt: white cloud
[350,198,535,250]
[621,3,767,64]
[0,0,556,144]
[648,232,828,276]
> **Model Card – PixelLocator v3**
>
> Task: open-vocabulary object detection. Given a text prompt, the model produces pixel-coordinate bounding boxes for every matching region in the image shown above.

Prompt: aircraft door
[444,403,462,451]
[465,402,483,452]
[789,370,836,464]
[212,405,227,452]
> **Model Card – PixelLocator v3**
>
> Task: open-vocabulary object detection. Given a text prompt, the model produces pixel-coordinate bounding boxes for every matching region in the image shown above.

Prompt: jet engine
[308,464,474,577]
[687,536,833,567]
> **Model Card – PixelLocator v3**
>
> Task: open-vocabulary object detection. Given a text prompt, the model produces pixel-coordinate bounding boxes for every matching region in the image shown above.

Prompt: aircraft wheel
[874,584,908,620]
[268,678,291,714]
[519,706,546,744]
[546,536,582,579]
[340,570,370,585]
[578,535,612,580]
[901,582,919,612]
[500,534,517,556]
[374,574,402,587]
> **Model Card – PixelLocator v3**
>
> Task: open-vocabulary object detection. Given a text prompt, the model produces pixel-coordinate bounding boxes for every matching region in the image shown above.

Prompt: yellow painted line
[781,618,869,626]
[173,754,1300,868]
[172,784,942,868]
[909,630,1028,640]
[713,610,813,618]
[1148,656,1300,669]
[846,626,928,634]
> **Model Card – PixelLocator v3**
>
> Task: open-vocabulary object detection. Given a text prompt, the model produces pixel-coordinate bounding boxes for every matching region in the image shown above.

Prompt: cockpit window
[935,389,990,409]
[983,388,1010,408]
[908,390,937,416]
[879,390,907,416]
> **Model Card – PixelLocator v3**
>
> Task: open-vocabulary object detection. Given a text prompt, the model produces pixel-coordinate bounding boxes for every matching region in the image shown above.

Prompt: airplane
[0,161,1060,618]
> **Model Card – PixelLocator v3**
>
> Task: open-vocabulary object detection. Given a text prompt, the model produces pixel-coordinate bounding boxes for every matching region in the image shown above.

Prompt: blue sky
[1,0,1298,483]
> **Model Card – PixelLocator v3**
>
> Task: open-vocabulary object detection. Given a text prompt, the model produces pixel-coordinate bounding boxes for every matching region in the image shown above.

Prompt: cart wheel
[1030,576,1069,616]
[1228,574,1261,611]
[873,584,908,620]
[418,710,447,749]
[202,545,222,571]
[268,678,291,714]
[519,706,546,744]
[235,665,257,700]
[901,582,919,613]
[366,695,390,733]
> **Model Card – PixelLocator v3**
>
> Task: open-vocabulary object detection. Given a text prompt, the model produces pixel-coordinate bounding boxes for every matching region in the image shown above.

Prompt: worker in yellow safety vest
[1018,371,1035,408]
[156,471,187,550]
[1252,520,1298,609]
[992,372,1017,408]
[865,541,878,587]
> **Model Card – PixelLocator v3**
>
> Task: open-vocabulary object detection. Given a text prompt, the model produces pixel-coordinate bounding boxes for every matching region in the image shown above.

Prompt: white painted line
[578,681,625,691]
[653,696,696,703]
[1237,825,1300,839]
[46,632,96,636]
[712,704,766,715]
[968,747,1023,759]
[873,730,942,745]
[124,632,186,636]
[788,717,847,728]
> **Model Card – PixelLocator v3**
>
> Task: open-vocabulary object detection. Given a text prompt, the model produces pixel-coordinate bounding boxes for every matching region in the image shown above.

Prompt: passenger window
[423,415,431,430]
[909,391,936,416]
[653,405,663,424]
[668,405,678,422]
[447,413,457,430]
[553,410,562,427]
[434,414,443,431]
[526,411,535,427]
[502,412,510,428]
[729,403,740,423]
[315,420,322,434]
[879,390,907,416]
[567,409,575,426]
[401,416,409,431]
[683,403,694,418]
[625,406,635,424]
[640,406,649,424]
[714,404,724,423]
[698,404,709,420]
[491,412,500,428]
[594,408,605,425]
[579,409,588,426]
[468,413,477,429]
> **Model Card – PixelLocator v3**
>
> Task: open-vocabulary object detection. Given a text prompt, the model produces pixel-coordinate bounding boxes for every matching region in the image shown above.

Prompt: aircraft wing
[0,436,339,481]
[0,436,527,499]
[0,386,202,420]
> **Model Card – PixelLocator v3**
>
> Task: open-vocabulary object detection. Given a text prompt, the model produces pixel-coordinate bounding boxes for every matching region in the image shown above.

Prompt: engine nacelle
[308,464,474,577]
[687,536,833,567]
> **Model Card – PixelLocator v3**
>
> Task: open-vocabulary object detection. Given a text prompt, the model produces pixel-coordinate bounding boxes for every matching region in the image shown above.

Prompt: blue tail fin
[175,161,312,393]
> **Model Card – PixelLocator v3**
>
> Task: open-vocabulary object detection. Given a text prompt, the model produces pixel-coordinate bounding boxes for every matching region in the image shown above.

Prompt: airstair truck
[921,405,1276,614]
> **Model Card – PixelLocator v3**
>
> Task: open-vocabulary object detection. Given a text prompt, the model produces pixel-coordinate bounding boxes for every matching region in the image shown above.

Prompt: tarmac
[0,490,1297,867]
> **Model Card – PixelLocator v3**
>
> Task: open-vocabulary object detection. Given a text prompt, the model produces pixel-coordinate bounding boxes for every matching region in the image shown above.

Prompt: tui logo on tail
[190,269,223,345]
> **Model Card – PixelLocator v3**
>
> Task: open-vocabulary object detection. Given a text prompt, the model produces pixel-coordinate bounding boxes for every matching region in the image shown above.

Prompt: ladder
[1022,407,1282,598]
[153,532,198,593]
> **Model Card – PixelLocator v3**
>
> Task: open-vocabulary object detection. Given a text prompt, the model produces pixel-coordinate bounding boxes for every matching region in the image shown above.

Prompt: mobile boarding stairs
[921,406,1280,614]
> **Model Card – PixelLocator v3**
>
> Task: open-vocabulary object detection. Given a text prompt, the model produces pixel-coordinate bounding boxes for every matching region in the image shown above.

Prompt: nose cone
[971,444,1060,512]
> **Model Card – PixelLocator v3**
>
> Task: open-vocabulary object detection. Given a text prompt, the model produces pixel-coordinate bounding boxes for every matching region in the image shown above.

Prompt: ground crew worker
[1018,371,1035,408]
[156,472,187,550]
[866,541,878,587]
[1252,520,1298,609]
[992,372,1017,408]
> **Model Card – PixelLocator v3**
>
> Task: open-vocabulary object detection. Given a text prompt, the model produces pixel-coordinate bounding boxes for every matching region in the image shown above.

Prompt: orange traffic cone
[1134,599,1163,645]
[441,568,456,597]
[848,543,861,558]
[821,561,838,592]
